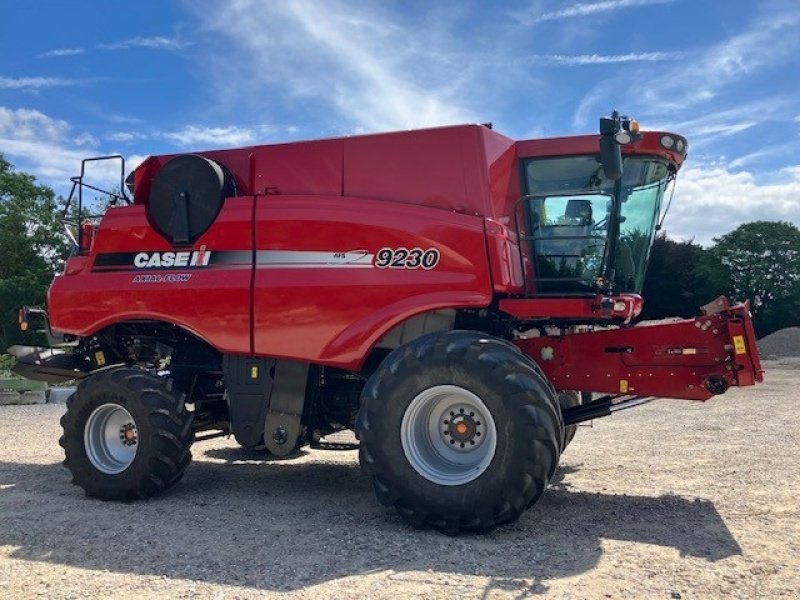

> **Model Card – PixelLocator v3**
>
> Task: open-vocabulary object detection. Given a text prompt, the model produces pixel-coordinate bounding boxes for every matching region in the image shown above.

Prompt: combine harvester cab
[9,111,763,534]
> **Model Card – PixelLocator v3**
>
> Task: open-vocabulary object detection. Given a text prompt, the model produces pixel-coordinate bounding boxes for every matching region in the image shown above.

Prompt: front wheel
[60,367,194,500]
[357,331,563,535]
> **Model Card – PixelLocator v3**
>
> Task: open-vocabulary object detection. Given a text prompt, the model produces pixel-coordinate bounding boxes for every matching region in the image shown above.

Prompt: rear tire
[357,331,563,534]
[60,367,194,500]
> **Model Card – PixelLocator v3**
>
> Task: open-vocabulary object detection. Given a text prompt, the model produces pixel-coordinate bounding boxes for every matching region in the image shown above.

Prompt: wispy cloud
[106,131,147,143]
[106,125,260,147]
[187,0,477,132]
[638,6,800,111]
[97,36,190,51]
[728,141,800,170]
[534,51,684,66]
[163,125,256,148]
[0,76,88,90]
[572,81,615,129]
[645,98,797,148]
[73,132,99,147]
[37,48,85,59]
[516,0,673,26]
[571,4,800,130]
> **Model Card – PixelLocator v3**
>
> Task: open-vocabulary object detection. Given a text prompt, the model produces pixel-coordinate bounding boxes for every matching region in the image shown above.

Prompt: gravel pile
[758,327,800,359]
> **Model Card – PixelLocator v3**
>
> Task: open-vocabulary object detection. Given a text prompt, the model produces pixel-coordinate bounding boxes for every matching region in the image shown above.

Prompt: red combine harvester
[11,112,763,534]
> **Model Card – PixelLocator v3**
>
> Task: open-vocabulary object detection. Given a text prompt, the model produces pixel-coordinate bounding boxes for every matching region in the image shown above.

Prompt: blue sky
[1,0,798,245]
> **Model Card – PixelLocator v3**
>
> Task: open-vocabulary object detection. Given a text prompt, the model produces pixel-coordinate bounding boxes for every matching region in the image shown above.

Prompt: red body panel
[134,139,344,204]
[50,193,494,368]
[49,200,253,354]
[252,196,492,369]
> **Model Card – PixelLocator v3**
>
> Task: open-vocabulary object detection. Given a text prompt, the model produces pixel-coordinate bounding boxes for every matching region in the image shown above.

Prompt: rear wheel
[60,367,194,500]
[357,331,563,535]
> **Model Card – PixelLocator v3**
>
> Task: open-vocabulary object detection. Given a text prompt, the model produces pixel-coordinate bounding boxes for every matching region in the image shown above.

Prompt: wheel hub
[119,422,138,446]
[401,385,497,486]
[84,403,139,475]
[442,406,485,449]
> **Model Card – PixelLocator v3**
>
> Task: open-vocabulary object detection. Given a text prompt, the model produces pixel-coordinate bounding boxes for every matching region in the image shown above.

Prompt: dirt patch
[1,367,798,599]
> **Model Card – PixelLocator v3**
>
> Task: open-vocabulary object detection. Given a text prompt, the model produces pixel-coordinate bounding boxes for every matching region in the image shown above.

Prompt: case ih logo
[133,247,211,268]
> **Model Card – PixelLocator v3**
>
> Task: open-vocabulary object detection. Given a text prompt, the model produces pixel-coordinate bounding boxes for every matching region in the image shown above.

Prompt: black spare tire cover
[148,154,237,245]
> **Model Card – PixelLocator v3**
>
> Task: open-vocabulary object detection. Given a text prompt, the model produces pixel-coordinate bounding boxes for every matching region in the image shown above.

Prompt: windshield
[520,156,670,295]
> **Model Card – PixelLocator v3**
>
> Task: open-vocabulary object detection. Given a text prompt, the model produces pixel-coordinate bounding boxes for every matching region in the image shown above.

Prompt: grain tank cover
[148,154,237,245]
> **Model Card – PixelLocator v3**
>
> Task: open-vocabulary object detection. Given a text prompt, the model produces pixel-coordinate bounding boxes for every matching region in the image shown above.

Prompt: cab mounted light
[659,134,688,155]
[614,118,642,145]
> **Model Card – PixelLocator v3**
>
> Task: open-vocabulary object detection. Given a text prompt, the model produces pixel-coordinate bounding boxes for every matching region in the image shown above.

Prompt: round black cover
[148,154,236,245]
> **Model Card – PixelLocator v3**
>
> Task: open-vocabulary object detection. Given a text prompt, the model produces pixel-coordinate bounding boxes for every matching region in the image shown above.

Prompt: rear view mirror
[599,115,623,181]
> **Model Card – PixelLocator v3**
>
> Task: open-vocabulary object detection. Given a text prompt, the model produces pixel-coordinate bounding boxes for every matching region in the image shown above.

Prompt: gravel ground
[758,328,800,361]
[1,362,798,599]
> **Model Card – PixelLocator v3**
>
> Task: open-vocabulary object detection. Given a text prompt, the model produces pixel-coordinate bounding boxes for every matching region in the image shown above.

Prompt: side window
[526,194,610,292]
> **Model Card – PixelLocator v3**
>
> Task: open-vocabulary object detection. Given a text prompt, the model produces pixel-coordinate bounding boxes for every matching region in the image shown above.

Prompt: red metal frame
[514,300,763,401]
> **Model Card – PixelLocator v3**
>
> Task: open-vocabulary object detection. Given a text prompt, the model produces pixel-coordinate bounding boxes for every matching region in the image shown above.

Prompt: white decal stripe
[259,264,375,269]
[257,250,374,268]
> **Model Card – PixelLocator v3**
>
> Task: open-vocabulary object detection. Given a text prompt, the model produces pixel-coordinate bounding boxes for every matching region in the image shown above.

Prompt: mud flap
[263,361,310,456]
[222,355,277,447]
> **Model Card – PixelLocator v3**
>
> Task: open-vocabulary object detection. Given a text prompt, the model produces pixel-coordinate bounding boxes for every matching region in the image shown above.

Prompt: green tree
[0,155,71,350]
[699,221,800,337]
[640,233,724,320]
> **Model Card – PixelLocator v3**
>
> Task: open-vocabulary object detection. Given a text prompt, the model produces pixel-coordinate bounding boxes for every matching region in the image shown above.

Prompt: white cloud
[162,125,256,148]
[107,131,147,143]
[187,0,477,132]
[662,164,800,246]
[97,36,190,51]
[516,0,673,25]
[74,132,99,147]
[125,154,147,173]
[0,76,88,90]
[0,107,69,140]
[38,48,85,58]
[534,51,684,66]
[0,106,137,191]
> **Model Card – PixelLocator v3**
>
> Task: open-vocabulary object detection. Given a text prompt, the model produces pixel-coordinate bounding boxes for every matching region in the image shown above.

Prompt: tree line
[641,222,800,337]
[1,154,798,355]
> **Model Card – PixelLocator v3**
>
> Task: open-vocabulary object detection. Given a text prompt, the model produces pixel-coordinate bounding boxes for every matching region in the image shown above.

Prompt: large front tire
[60,367,194,500]
[357,331,563,535]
